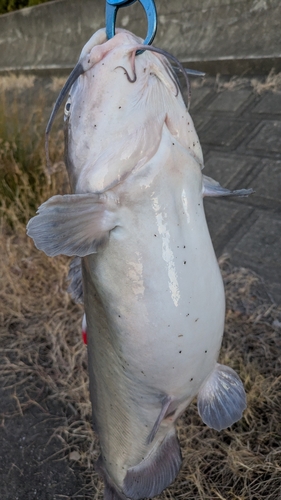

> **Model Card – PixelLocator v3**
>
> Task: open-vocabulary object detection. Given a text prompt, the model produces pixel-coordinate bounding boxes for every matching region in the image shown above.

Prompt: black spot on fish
[179,350,182,354]
[119,106,121,109]
[154,234,157,237]
[205,350,208,353]
[190,378,193,381]
[178,334,183,337]
[184,261,186,264]
[195,318,199,322]
[183,245,186,248]
[186,313,189,317]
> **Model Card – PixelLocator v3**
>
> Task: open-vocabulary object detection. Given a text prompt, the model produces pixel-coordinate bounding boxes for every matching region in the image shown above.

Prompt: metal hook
[106,0,157,47]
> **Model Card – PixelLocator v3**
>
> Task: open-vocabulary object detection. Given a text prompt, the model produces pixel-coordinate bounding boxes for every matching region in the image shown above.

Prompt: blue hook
[106,0,157,47]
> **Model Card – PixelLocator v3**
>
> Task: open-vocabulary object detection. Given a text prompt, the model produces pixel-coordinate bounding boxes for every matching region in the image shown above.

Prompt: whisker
[115,66,137,83]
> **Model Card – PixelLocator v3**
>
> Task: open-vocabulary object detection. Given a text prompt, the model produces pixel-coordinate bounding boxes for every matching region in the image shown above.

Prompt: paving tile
[200,118,249,148]
[203,152,256,189]
[221,210,281,303]
[251,92,281,114]
[207,90,252,112]
[188,77,281,303]
[249,159,281,204]
[231,213,281,266]
[190,87,213,110]
[204,198,254,256]
[246,121,281,153]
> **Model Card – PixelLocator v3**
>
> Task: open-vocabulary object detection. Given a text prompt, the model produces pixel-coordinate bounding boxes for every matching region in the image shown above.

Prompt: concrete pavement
[189,76,281,304]
[0,0,280,75]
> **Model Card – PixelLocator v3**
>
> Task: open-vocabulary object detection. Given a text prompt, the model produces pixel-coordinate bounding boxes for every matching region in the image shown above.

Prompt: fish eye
[64,97,71,117]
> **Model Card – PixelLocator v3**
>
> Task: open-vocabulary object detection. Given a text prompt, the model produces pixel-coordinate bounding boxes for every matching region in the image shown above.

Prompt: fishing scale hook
[105,0,157,48]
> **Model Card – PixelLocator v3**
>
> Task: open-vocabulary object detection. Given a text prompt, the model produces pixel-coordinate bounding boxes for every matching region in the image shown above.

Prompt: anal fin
[123,428,182,500]
[26,193,119,257]
[203,175,254,198]
[197,363,247,431]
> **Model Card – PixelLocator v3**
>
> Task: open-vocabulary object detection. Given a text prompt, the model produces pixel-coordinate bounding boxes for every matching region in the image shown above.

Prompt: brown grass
[212,70,281,95]
[0,76,281,498]
[1,211,281,499]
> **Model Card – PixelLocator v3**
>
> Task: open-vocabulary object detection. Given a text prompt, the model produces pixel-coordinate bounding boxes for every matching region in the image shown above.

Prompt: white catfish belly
[82,133,225,490]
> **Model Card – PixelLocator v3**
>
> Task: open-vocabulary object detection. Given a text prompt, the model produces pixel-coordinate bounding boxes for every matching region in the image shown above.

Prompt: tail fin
[123,428,182,499]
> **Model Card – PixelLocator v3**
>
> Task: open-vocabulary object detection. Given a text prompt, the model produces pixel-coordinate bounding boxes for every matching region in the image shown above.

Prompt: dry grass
[1,149,281,499]
[212,69,281,95]
[1,73,281,498]
[251,70,281,95]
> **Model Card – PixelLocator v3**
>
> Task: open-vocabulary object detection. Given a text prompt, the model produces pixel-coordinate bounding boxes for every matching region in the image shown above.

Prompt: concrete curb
[0,0,280,75]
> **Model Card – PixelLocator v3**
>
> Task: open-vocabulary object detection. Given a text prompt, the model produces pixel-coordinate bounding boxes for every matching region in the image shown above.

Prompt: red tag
[82,330,88,345]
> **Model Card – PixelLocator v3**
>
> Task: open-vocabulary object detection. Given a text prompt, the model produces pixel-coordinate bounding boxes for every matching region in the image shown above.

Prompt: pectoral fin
[197,363,247,431]
[203,175,254,198]
[26,193,119,257]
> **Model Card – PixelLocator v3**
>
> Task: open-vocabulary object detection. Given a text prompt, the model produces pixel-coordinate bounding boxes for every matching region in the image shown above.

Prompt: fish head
[47,29,203,193]
[63,29,185,193]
